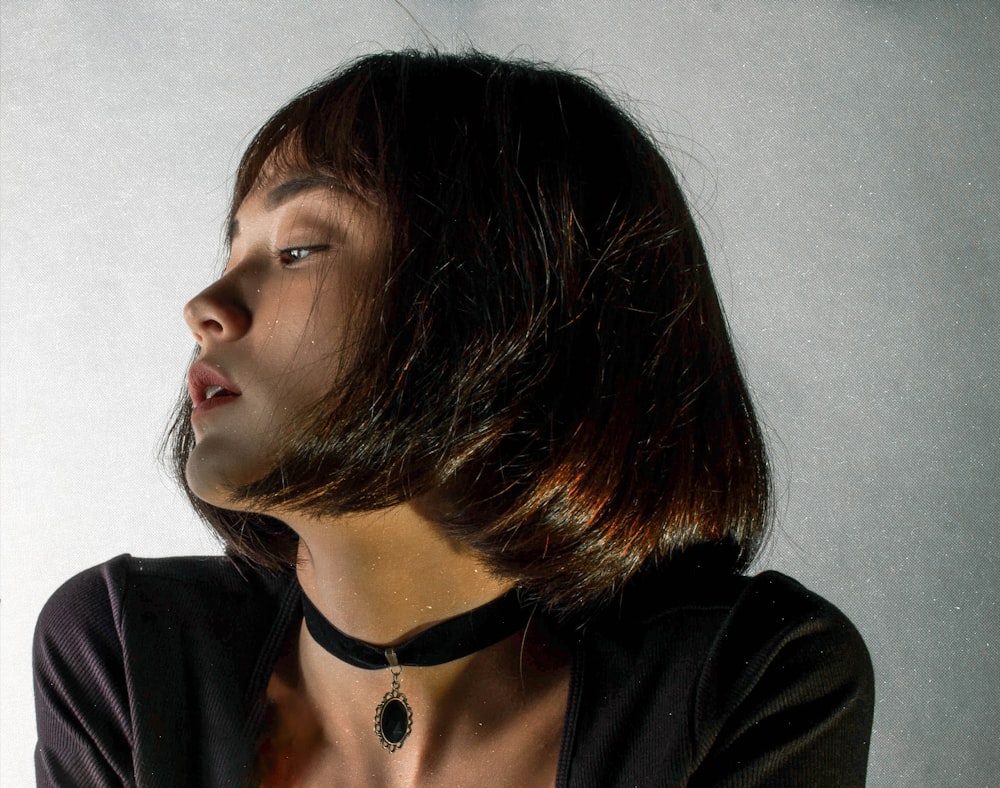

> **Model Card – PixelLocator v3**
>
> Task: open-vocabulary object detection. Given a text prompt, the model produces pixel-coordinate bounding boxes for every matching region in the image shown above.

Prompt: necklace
[299,586,531,752]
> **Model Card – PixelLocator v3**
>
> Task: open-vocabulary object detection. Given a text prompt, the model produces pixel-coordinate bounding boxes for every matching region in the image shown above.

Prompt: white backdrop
[2,2,997,785]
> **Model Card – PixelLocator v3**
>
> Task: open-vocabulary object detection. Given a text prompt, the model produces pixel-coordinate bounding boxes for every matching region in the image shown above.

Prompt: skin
[183,174,571,786]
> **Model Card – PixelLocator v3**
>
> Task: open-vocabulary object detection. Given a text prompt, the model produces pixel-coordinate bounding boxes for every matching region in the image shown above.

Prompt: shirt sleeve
[688,572,875,787]
[33,557,136,787]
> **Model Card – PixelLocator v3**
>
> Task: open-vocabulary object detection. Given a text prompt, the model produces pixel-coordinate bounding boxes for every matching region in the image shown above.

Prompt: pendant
[374,649,413,752]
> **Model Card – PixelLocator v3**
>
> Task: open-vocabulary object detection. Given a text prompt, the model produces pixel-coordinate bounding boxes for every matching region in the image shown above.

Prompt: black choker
[299,586,531,752]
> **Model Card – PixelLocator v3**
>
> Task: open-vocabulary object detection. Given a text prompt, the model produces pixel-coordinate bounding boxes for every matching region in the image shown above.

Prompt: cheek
[280,284,355,386]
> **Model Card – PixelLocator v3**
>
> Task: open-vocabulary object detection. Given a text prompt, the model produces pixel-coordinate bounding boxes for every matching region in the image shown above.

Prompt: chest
[254,668,570,787]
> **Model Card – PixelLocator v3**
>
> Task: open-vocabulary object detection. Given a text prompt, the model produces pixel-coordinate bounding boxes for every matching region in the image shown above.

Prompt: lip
[188,361,242,416]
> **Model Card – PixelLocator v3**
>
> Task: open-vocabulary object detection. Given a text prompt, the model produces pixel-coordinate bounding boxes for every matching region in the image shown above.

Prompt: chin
[184,440,264,510]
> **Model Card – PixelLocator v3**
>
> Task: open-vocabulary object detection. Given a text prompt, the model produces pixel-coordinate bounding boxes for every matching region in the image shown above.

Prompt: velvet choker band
[299,586,530,668]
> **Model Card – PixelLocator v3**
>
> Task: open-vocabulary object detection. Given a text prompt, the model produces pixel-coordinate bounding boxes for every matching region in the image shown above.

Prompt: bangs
[230,69,387,224]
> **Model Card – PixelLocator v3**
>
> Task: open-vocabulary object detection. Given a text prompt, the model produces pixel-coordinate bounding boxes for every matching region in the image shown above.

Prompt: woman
[34,50,874,786]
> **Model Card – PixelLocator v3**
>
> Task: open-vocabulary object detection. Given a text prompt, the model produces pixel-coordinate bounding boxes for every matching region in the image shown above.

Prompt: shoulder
[582,568,869,671]
[34,553,295,696]
[34,555,295,786]
[35,553,286,646]
[670,569,870,672]
[566,569,874,786]
[661,571,874,732]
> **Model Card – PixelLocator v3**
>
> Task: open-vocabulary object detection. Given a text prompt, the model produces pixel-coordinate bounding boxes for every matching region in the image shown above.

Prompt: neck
[284,503,511,646]
[263,503,571,777]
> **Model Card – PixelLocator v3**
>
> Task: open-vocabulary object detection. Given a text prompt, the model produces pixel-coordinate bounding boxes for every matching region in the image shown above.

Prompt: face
[183,172,386,509]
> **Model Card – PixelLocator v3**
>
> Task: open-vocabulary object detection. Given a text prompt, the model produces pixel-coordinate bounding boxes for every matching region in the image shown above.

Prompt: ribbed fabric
[34,555,874,786]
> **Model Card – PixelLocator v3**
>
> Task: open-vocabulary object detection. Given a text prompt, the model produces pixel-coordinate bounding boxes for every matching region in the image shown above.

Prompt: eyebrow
[264,174,345,209]
[227,175,349,243]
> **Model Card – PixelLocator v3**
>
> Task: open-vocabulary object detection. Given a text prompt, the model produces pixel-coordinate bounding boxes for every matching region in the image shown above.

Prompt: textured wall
[2,2,997,784]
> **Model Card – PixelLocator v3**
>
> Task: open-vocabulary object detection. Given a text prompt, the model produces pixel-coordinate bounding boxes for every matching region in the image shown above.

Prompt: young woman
[34,51,874,786]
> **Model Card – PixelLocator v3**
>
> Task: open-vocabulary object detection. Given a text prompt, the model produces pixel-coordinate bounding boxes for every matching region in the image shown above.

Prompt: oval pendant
[374,688,413,751]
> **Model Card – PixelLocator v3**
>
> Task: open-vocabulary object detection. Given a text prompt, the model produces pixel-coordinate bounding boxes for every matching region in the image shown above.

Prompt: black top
[33,555,874,786]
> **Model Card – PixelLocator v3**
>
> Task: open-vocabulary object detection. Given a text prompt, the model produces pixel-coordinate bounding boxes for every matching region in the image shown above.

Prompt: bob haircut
[167,50,771,612]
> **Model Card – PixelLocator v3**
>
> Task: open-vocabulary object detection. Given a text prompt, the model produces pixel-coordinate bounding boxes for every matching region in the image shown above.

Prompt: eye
[279,245,328,266]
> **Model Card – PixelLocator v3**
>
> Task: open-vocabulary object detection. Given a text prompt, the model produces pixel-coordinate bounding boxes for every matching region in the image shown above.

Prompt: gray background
[2,1,997,785]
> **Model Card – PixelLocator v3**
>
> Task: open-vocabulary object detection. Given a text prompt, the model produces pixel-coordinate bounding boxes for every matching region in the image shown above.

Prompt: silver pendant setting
[374,649,413,752]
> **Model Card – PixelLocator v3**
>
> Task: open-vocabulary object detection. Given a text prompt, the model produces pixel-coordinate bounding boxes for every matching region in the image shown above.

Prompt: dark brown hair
[166,50,771,612]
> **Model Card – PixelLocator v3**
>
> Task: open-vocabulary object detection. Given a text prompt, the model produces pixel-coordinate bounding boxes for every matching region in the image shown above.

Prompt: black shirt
[34,555,874,786]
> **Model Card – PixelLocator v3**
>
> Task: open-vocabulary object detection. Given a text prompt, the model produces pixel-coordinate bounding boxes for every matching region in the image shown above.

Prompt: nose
[183,275,252,345]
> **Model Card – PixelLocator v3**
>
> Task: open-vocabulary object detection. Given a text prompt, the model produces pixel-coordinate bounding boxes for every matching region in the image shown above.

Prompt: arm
[689,573,875,787]
[33,558,135,787]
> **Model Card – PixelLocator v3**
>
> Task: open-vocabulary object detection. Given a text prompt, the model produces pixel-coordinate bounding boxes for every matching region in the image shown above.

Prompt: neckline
[245,571,582,784]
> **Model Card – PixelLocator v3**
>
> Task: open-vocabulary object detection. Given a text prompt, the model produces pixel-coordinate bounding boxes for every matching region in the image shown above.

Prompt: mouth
[204,384,235,401]
[188,362,242,413]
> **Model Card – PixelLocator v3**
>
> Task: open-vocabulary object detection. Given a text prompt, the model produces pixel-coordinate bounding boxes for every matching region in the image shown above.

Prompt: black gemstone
[380,698,409,744]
